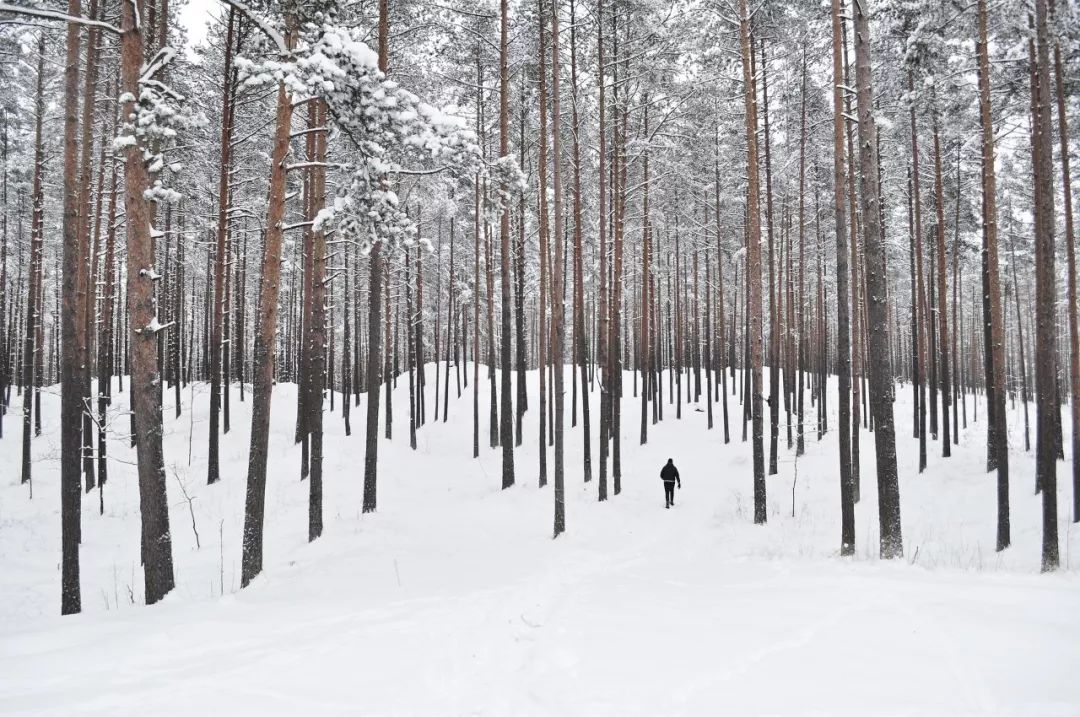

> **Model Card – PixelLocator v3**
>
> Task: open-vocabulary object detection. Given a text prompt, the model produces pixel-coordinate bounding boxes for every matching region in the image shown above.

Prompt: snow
[0,369,1077,715]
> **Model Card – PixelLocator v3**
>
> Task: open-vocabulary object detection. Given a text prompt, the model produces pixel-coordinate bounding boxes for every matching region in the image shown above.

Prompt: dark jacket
[660,462,680,484]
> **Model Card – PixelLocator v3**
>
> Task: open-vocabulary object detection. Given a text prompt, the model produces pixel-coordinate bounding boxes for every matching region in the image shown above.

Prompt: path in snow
[1,368,1077,715]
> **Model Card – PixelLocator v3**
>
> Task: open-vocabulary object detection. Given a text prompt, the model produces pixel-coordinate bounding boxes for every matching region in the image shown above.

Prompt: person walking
[660,458,681,508]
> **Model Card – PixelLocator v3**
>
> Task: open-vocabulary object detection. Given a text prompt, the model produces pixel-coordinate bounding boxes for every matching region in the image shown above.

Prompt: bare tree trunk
[537,0,550,486]
[840,14,860,500]
[739,0,766,525]
[640,99,651,445]
[552,0,567,535]
[498,0,515,487]
[363,3,390,512]
[241,12,298,585]
[22,36,46,490]
[1048,0,1079,524]
[760,38,779,477]
[716,155,730,444]
[306,100,327,541]
[570,0,591,480]
[77,0,101,494]
[60,0,85,616]
[932,112,952,456]
[830,0,854,553]
[1031,0,1059,570]
[515,85,527,442]
[121,0,176,603]
[976,0,1010,549]
[853,0,902,558]
[795,53,806,457]
[910,72,929,472]
[98,100,119,506]
[596,0,608,500]
[445,217,455,423]
[208,7,235,485]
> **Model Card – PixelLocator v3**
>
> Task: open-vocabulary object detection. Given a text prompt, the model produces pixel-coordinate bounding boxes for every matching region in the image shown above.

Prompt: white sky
[178,0,217,57]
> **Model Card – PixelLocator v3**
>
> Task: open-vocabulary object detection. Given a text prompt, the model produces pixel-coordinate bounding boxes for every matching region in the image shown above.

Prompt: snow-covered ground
[1,367,1078,716]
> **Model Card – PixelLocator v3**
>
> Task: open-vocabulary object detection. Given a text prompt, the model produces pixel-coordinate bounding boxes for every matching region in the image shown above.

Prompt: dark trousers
[664,481,676,507]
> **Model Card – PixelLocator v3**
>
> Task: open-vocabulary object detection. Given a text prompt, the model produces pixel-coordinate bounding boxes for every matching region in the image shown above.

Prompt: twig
[173,469,200,549]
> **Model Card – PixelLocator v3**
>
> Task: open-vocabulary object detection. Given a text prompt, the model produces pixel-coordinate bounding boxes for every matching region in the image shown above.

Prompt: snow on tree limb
[216,0,288,56]
[0,2,121,33]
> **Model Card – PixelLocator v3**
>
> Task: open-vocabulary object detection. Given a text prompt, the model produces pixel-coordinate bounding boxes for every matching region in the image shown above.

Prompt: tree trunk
[22,37,46,490]
[1031,0,1059,570]
[208,7,236,485]
[596,0,608,500]
[537,0,550,487]
[121,0,176,603]
[1048,0,1079,524]
[306,100,327,541]
[739,0,766,525]
[853,0,902,558]
[241,13,298,586]
[932,114,952,456]
[552,0,567,535]
[910,72,929,472]
[498,0,515,487]
[976,0,1010,549]
[59,0,85,616]
[830,0,854,553]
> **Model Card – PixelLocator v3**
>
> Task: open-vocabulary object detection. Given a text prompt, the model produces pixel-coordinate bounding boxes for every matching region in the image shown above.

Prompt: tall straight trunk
[407,246,417,449]
[498,0,515,487]
[760,38,779,477]
[704,246,713,430]
[306,100,327,541]
[445,218,455,422]
[640,100,651,445]
[551,0,566,534]
[1048,0,1079,523]
[77,0,100,494]
[932,114,952,456]
[22,36,46,489]
[831,0,854,553]
[1031,0,1059,570]
[976,0,1010,548]
[0,116,6,439]
[536,2,550,483]
[910,72,929,472]
[795,53,807,457]
[59,0,84,616]
[840,13,861,499]
[486,207,497,447]
[853,0,902,558]
[121,0,176,604]
[596,0,608,500]
[716,158,731,444]
[473,36,482,460]
[610,2,625,493]
[1008,233,1031,452]
[739,0,766,525]
[208,7,235,485]
[98,86,119,509]
[951,147,961,441]
[515,88,527,442]
[384,196,394,439]
[241,13,298,586]
[342,221,352,435]
[570,0,591,480]
[295,95,314,474]
[364,6,390,511]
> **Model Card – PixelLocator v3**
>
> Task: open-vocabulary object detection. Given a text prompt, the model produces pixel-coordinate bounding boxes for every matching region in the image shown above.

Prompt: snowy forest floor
[1,366,1078,716]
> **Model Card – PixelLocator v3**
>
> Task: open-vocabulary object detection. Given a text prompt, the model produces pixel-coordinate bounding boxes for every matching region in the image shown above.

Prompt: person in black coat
[660,458,681,508]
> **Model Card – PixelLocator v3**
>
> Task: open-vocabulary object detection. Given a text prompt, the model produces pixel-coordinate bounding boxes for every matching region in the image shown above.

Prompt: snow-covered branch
[0,2,121,33]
